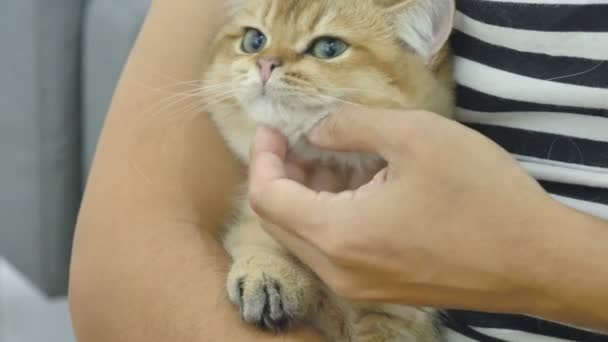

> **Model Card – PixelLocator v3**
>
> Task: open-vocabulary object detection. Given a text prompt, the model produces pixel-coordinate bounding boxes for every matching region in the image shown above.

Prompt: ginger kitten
[201,0,455,340]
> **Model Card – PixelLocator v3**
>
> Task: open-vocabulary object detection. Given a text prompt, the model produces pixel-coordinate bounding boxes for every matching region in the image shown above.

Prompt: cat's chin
[289,138,382,171]
[244,97,338,140]
[242,100,379,170]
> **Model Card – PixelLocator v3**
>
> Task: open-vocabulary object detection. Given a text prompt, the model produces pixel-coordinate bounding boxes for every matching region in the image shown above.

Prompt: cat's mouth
[258,82,275,97]
[254,83,304,103]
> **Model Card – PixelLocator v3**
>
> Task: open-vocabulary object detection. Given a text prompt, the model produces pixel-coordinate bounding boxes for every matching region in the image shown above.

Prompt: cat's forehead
[234,0,384,47]
[237,0,357,16]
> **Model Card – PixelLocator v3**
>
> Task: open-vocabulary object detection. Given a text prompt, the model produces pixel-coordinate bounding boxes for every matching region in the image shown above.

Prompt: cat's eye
[241,28,267,53]
[308,37,348,59]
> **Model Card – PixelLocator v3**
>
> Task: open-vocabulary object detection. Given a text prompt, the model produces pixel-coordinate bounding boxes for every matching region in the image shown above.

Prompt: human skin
[68,0,323,341]
[249,106,608,331]
[69,0,608,338]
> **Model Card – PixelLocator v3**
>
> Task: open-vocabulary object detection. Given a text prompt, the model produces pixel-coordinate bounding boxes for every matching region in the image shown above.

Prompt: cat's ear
[384,0,455,64]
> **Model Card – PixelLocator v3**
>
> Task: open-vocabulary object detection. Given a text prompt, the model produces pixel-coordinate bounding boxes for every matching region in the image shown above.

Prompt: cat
[200,0,455,340]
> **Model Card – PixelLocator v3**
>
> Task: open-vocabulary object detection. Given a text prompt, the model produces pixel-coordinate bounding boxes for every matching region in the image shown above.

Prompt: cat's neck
[290,138,383,172]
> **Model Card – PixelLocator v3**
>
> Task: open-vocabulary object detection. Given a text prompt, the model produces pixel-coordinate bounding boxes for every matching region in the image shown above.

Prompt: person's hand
[248,105,563,314]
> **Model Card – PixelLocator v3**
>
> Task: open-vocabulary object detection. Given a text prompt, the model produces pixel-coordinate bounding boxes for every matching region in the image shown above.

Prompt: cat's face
[203,0,454,162]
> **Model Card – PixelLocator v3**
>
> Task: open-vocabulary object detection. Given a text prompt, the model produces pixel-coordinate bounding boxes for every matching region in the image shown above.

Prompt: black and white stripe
[457,0,608,32]
[443,311,608,342]
[443,0,608,340]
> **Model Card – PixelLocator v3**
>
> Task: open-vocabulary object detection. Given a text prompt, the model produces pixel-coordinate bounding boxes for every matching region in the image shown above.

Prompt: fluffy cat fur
[201,0,455,340]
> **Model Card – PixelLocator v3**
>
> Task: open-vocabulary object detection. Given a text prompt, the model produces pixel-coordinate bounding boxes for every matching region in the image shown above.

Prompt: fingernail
[257,124,277,136]
[256,125,286,142]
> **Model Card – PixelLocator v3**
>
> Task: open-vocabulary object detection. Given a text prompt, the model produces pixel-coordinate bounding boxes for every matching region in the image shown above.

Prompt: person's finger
[259,220,335,279]
[248,125,289,182]
[307,105,425,162]
[249,127,340,235]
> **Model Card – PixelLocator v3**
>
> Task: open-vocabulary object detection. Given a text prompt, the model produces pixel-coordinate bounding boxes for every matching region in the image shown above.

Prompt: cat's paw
[232,274,292,331]
[227,255,315,332]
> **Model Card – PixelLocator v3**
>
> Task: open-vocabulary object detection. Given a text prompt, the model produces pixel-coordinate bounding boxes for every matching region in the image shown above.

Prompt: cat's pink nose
[258,57,282,84]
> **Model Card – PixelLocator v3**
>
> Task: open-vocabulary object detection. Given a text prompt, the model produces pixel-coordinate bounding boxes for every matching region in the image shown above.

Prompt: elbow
[68,271,107,342]
[68,265,126,342]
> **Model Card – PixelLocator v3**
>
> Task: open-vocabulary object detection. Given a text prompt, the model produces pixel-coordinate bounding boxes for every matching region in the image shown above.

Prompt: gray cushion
[0,0,150,295]
[83,0,151,175]
[0,0,85,295]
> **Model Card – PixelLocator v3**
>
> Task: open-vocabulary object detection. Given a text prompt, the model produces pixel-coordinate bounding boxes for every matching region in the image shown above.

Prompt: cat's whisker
[284,80,386,98]
[204,98,238,111]
[198,80,244,91]
[148,100,202,123]
[164,99,209,122]
[274,85,361,106]
[129,98,207,148]
[144,88,208,102]
[202,87,239,99]
[315,85,387,97]
[143,92,208,120]
[197,84,241,96]
[138,79,242,98]
[169,107,208,132]
[136,95,192,122]
[132,79,203,93]
[141,84,239,120]
[313,93,364,107]
[281,76,388,98]
[202,92,238,109]
[140,84,239,122]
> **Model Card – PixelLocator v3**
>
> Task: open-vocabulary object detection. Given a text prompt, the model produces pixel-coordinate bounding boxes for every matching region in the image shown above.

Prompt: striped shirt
[442,0,608,341]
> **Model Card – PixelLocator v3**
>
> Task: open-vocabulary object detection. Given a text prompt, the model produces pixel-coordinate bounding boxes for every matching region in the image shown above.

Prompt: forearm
[69,0,321,340]
[523,199,608,330]
[70,218,321,342]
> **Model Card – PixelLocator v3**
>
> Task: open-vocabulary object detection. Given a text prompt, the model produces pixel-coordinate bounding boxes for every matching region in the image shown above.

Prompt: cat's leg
[309,288,352,342]
[224,207,319,332]
[345,302,441,342]
[313,292,441,342]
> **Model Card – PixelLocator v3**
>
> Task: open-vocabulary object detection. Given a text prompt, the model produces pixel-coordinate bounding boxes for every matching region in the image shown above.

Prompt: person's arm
[68,1,322,341]
[534,206,608,329]
[248,107,608,331]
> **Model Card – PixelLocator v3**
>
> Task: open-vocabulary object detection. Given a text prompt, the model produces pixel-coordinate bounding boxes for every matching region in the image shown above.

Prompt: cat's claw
[230,274,295,332]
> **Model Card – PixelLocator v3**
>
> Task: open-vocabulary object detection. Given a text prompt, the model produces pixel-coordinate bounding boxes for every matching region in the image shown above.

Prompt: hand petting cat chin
[249,105,561,317]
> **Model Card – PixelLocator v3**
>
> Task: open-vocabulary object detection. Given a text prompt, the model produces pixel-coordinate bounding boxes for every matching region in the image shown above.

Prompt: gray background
[1,0,151,341]
[1,0,151,296]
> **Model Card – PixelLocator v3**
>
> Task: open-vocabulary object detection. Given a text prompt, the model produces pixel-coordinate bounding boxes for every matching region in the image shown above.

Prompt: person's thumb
[308,105,417,162]
[249,126,331,231]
